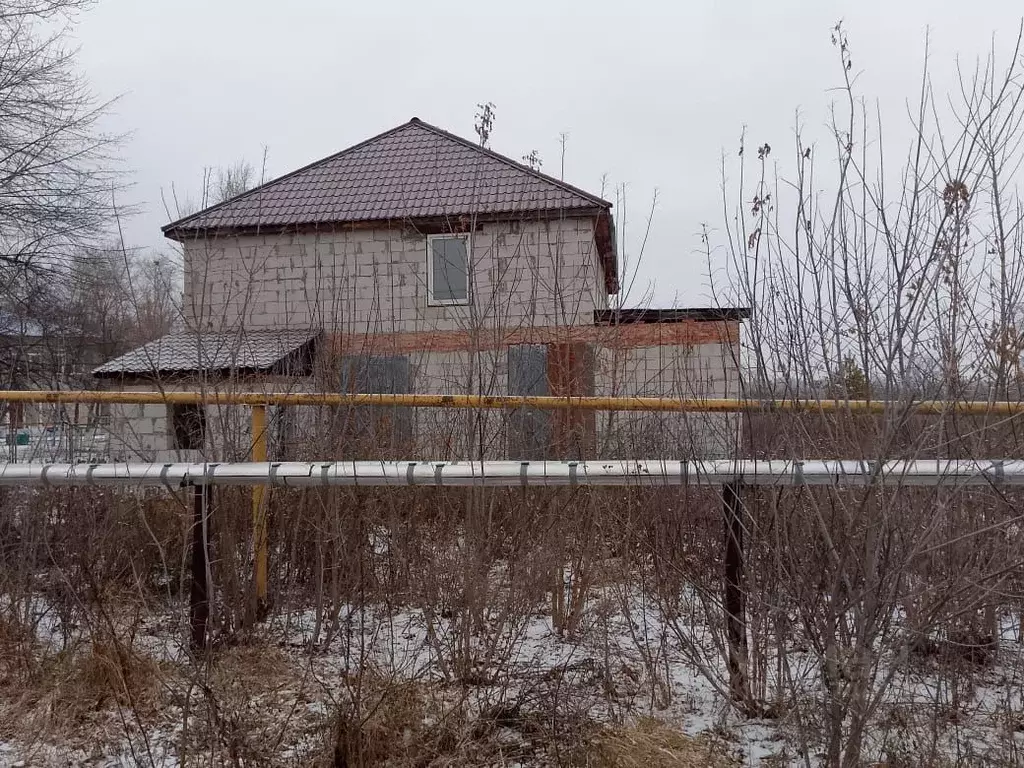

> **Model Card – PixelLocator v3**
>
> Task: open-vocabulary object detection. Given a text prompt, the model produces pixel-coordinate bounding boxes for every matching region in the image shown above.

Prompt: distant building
[0,306,119,465]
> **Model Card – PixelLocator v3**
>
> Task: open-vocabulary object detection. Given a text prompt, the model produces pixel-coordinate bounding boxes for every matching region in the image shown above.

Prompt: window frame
[426,233,471,307]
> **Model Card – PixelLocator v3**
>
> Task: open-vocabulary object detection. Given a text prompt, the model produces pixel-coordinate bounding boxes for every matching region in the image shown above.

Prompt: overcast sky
[71,0,1021,307]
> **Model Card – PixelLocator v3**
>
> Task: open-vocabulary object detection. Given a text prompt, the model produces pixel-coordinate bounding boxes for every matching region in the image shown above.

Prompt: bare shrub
[707,20,1024,767]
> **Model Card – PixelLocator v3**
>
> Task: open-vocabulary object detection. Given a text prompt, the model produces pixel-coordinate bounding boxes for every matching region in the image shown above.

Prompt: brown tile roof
[164,118,612,236]
[92,330,318,378]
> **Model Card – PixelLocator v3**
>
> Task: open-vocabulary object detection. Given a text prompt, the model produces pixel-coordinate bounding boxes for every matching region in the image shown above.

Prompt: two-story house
[94,118,746,460]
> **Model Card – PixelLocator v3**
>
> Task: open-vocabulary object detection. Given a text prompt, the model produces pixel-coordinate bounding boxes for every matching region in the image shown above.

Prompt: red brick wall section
[547,342,596,457]
[328,320,740,355]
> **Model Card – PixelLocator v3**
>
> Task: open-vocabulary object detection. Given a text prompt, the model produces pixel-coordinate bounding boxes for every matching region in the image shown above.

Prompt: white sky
[71,0,1022,307]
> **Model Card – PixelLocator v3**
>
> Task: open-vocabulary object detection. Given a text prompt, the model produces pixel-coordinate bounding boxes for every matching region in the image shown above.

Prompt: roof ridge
[410,118,612,209]
[162,119,420,234]
[164,118,611,235]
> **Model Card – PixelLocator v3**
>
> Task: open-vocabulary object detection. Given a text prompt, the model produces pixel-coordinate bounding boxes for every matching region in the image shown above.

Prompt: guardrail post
[723,481,750,706]
[189,482,210,652]
[251,405,269,619]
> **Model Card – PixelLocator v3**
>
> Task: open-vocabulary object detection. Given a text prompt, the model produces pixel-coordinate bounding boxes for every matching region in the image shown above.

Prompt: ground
[2,575,1023,766]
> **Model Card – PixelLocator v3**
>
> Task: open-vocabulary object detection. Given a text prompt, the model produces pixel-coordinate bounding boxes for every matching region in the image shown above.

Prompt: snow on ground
[266,597,797,764]
[2,587,1024,765]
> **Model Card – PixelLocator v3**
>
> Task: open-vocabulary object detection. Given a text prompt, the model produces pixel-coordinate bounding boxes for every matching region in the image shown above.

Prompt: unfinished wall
[104,382,291,463]
[593,323,743,458]
[182,217,606,336]
[102,317,742,462]
[109,215,744,461]
[105,401,173,461]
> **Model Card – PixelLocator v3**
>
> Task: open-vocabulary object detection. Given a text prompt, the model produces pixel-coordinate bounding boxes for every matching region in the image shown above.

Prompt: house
[94,118,747,460]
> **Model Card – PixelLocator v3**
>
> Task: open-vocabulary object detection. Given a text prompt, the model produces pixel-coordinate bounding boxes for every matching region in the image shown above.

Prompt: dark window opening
[339,355,413,454]
[508,344,551,459]
[171,404,206,451]
[507,343,595,460]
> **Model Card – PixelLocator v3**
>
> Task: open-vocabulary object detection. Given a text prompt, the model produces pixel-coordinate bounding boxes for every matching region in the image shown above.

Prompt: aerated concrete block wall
[105,384,279,462]
[107,215,744,461]
[182,218,606,335]
[594,339,742,458]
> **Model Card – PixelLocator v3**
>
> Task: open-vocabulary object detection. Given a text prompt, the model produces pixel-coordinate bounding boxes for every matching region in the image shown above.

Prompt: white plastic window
[427,234,470,305]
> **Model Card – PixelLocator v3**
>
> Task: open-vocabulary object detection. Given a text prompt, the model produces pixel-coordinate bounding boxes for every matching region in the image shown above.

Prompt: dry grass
[0,635,170,764]
[0,623,742,768]
[175,643,329,765]
[588,717,738,767]
[50,640,165,714]
[316,676,442,767]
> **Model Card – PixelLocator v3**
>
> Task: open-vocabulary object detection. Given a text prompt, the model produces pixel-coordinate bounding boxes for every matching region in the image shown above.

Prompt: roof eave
[593,307,752,325]
[163,206,613,243]
[93,365,273,380]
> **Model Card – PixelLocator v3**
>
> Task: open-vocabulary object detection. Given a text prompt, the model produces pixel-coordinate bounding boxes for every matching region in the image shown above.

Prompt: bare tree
[0,243,180,397]
[129,253,181,341]
[705,21,1024,767]
[0,0,119,286]
[164,157,259,222]
[1,1,91,20]
[213,159,255,204]
[474,101,496,147]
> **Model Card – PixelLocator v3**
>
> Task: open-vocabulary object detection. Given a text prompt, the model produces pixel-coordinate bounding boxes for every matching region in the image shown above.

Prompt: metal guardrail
[1,459,1021,487]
